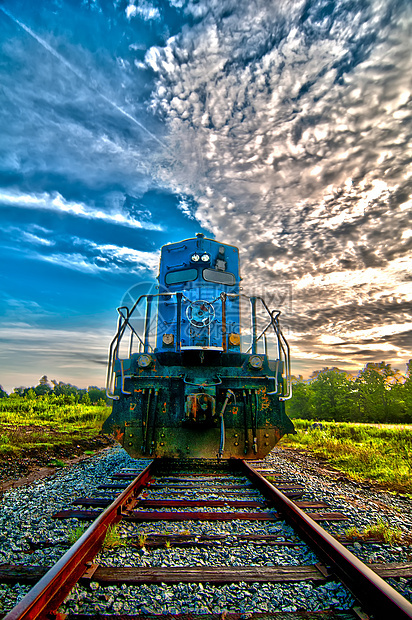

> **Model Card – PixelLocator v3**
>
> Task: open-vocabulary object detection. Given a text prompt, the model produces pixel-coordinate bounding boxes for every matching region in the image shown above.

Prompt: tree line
[0,376,106,405]
[2,361,412,422]
[286,361,412,423]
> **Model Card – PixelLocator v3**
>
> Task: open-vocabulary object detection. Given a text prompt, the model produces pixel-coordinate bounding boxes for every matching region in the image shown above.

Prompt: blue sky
[0,0,411,392]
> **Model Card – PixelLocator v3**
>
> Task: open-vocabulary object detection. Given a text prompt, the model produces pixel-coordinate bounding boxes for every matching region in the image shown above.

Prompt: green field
[2,395,412,497]
[0,395,109,456]
[280,419,412,495]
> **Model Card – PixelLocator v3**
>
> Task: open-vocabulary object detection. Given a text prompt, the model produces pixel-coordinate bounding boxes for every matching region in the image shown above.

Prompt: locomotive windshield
[165,268,198,285]
[202,268,236,286]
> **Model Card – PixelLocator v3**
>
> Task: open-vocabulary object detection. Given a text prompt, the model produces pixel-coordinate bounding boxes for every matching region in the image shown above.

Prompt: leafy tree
[356,362,404,422]
[51,380,80,402]
[35,384,52,396]
[35,375,53,396]
[0,385,8,398]
[286,376,313,419]
[309,367,353,421]
[88,386,106,404]
[399,359,412,422]
[81,392,91,405]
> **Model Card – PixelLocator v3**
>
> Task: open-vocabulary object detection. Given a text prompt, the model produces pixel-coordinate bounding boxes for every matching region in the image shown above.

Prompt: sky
[0,0,411,393]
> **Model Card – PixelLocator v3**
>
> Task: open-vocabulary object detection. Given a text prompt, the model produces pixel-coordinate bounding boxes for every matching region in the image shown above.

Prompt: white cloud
[177,195,195,219]
[21,231,55,246]
[126,1,161,21]
[86,242,160,272]
[0,190,163,231]
[37,239,160,276]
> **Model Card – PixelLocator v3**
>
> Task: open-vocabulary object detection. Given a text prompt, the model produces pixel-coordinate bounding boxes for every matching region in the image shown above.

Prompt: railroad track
[2,458,412,620]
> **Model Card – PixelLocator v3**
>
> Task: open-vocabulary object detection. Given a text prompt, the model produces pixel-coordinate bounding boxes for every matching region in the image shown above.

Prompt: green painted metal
[103,349,294,459]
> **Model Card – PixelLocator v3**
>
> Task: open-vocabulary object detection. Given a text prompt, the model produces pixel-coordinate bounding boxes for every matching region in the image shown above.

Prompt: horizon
[2,357,411,395]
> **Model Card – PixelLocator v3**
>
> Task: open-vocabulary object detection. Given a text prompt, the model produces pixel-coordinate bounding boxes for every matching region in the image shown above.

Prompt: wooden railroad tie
[1,562,411,586]
[52,509,348,522]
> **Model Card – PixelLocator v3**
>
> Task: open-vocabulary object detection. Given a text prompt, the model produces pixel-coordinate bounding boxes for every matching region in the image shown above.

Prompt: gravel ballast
[0,445,410,615]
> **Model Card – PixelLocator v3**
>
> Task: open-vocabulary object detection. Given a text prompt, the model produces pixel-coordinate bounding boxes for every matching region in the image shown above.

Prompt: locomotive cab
[156,234,240,352]
[103,234,295,459]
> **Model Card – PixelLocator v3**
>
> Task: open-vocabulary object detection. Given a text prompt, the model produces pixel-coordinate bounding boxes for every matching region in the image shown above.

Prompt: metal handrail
[120,360,132,395]
[106,291,292,400]
[237,296,292,400]
[106,297,152,400]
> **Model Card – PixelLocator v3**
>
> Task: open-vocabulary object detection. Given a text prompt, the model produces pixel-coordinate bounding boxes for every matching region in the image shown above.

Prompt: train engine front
[103,233,294,459]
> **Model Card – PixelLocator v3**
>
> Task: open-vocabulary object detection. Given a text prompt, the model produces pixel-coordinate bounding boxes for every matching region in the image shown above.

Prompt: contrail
[0,6,170,151]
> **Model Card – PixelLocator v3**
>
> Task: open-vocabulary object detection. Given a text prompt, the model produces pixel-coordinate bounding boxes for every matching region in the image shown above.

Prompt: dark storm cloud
[70,351,108,367]
[323,328,412,351]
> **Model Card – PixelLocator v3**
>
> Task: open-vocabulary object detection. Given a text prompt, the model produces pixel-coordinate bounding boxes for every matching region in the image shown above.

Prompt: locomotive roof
[161,234,239,252]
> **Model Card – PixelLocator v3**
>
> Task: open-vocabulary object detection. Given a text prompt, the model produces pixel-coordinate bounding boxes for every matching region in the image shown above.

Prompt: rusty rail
[241,460,412,620]
[3,462,154,620]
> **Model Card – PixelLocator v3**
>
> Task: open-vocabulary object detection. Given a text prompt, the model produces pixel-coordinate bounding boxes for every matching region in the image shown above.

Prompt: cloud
[0,190,163,230]
[0,324,111,392]
[1,0,411,385]
[0,6,171,210]
[177,195,196,219]
[38,238,160,276]
[126,1,161,21]
[21,232,55,247]
[139,0,412,373]
[0,220,160,276]
[1,297,57,324]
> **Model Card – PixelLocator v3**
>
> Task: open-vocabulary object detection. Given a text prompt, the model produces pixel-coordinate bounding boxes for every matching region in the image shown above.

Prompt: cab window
[165,268,198,285]
[203,268,236,286]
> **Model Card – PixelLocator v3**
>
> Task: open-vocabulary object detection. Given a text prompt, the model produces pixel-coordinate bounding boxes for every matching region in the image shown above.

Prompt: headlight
[228,333,240,346]
[137,354,153,368]
[191,253,200,262]
[201,253,210,262]
[162,334,174,346]
[249,355,263,370]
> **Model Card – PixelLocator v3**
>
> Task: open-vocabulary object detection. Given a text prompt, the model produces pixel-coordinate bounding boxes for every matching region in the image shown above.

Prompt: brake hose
[218,389,235,460]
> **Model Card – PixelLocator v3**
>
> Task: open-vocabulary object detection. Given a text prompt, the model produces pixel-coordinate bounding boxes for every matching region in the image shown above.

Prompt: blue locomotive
[103,233,294,459]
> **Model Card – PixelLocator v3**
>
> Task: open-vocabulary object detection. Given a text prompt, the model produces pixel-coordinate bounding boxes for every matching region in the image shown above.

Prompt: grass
[280,420,412,495]
[67,524,125,549]
[47,458,66,468]
[0,398,109,456]
[67,525,86,545]
[137,533,148,549]
[343,520,404,545]
[102,525,125,549]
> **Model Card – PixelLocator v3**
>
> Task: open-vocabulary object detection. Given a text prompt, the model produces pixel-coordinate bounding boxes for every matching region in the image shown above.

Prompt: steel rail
[3,461,154,620]
[241,460,412,620]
